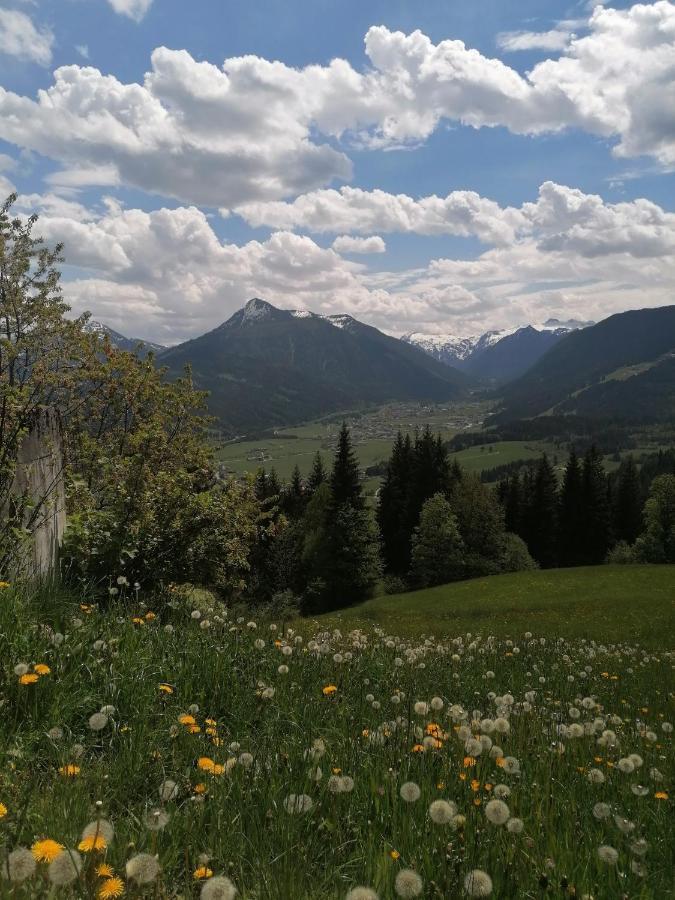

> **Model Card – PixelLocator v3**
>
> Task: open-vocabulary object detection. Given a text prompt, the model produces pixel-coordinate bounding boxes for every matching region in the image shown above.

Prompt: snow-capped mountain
[84,320,166,356]
[403,319,594,383]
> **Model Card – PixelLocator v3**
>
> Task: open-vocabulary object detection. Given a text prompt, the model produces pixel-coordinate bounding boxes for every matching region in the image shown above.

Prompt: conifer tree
[527,455,559,568]
[281,464,304,519]
[407,426,450,530]
[377,432,413,574]
[559,448,585,566]
[634,474,675,563]
[581,446,611,564]
[330,422,363,509]
[266,468,281,499]
[254,468,268,501]
[613,456,642,544]
[307,451,327,495]
[503,471,522,535]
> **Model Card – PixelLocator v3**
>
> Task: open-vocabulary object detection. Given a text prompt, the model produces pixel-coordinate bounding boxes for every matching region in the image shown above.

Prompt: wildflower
[200,875,238,899]
[32,839,65,862]
[429,799,457,824]
[654,791,668,800]
[506,817,524,834]
[194,866,214,880]
[322,685,337,696]
[346,889,379,900]
[14,663,29,675]
[34,664,51,675]
[597,845,619,865]
[125,853,161,884]
[413,701,429,716]
[59,764,81,777]
[78,834,107,852]
[485,799,510,825]
[98,876,125,898]
[593,802,611,820]
[2,848,36,882]
[0,802,6,818]
[89,713,109,732]
[394,869,423,898]
[48,850,83,885]
[390,850,400,860]
[587,769,605,784]
[284,794,313,814]
[493,784,510,799]
[19,674,39,685]
[464,869,493,897]
[399,781,421,803]
[96,863,115,877]
[158,683,174,694]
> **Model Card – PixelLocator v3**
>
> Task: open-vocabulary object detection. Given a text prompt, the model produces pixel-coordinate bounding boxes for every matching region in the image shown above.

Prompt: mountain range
[492,305,675,422]
[156,298,469,434]
[403,318,593,382]
[91,301,675,433]
[84,320,166,357]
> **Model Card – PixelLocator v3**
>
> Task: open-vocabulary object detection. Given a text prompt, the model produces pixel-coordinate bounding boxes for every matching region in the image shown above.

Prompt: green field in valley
[314,564,675,648]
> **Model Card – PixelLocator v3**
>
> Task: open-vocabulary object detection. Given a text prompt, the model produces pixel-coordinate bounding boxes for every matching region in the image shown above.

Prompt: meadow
[0,575,672,899]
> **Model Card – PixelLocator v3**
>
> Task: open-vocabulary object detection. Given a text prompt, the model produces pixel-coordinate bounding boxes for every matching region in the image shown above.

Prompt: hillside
[493,305,675,422]
[84,320,166,356]
[315,564,675,646]
[159,299,470,434]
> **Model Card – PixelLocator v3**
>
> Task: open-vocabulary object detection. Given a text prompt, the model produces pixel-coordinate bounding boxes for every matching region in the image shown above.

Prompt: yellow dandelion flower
[494,757,505,768]
[459,773,467,782]
[158,684,173,694]
[131,617,145,626]
[411,744,425,753]
[34,664,51,675]
[463,756,477,768]
[193,783,208,794]
[655,791,669,800]
[361,729,370,738]
[211,736,223,747]
[332,768,342,775]
[322,684,337,696]
[211,763,225,776]
[145,611,156,620]
[19,673,39,685]
[178,714,196,726]
[58,764,81,777]
[197,756,215,772]
[96,863,115,878]
[473,797,482,806]
[390,850,400,860]
[204,718,217,726]
[98,875,125,898]
[79,834,107,852]
[193,866,213,880]
[0,581,10,589]
[0,802,7,818]
[205,726,217,736]
[186,725,201,734]
[470,779,481,792]
[32,839,65,862]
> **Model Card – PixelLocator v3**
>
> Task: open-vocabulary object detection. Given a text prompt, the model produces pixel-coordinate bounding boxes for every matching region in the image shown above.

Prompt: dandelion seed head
[400,781,421,803]
[88,712,109,732]
[126,853,161,883]
[429,799,456,824]
[485,799,510,825]
[464,869,493,897]
[48,850,82,885]
[2,848,36,882]
[394,869,423,898]
[200,875,238,899]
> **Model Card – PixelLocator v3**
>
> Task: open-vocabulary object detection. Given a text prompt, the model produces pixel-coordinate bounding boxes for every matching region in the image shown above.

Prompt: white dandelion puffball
[485,799,510,825]
[597,845,619,865]
[81,819,114,843]
[201,875,238,899]
[2,848,36,882]
[400,781,421,803]
[493,784,511,799]
[617,758,635,774]
[346,888,379,900]
[506,817,524,834]
[100,705,116,716]
[48,850,82,885]
[587,768,605,784]
[47,726,64,741]
[340,776,355,793]
[145,807,170,831]
[278,664,289,675]
[14,663,29,676]
[284,793,313,814]
[394,869,423,898]
[464,869,493,897]
[502,756,520,775]
[238,752,254,769]
[429,799,457,824]
[158,779,178,802]
[413,701,429,716]
[126,853,161,883]
[88,712,108,731]
[593,802,611,820]
[430,696,444,711]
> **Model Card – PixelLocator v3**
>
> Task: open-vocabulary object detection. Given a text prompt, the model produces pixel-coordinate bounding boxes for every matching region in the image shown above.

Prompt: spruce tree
[581,446,611,564]
[558,448,584,566]
[634,474,675,563]
[281,464,304,519]
[377,432,413,574]
[613,456,642,544]
[330,422,363,509]
[527,455,559,568]
[307,451,327,494]
[503,471,522,535]
[408,426,450,530]
[266,468,281,499]
[254,468,268,501]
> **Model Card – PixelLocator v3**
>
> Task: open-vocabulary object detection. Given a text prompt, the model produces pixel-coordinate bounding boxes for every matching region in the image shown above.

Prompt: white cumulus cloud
[332,235,386,254]
[106,0,154,22]
[0,8,53,65]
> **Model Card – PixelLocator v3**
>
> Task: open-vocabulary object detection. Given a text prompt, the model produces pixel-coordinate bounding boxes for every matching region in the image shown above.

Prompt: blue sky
[0,0,673,343]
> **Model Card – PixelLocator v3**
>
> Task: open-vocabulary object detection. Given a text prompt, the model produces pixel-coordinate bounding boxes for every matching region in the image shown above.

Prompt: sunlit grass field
[0,575,672,898]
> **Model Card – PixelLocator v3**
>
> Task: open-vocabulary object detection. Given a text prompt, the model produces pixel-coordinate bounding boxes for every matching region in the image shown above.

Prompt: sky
[0,0,674,344]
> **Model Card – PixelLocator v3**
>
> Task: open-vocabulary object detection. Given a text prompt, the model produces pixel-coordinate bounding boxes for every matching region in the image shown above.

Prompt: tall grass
[0,581,672,898]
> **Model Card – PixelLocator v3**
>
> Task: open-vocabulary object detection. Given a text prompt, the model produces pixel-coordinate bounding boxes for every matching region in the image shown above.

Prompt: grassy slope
[316,565,675,647]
